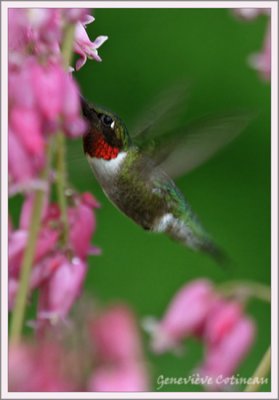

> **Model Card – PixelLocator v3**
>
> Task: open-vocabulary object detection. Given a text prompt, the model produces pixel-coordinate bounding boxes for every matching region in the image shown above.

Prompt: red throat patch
[86,135,120,160]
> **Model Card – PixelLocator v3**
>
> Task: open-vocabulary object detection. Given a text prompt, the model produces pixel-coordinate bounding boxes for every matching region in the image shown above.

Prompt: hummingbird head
[81,97,131,160]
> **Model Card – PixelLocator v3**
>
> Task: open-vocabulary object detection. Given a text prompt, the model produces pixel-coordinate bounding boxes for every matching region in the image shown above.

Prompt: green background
[70,8,271,392]
[11,8,271,393]
[66,8,271,392]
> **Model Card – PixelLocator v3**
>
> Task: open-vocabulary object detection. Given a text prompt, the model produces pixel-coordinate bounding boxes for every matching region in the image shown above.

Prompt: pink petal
[9,62,36,108]
[32,62,64,121]
[8,9,29,51]
[19,193,49,231]
[30,253,65,289]
[198,317,255,389]
[63,116,88,137]
[69,201,96,259]
[89,305,142,363]
[249,23,271,81]
[74,24,107,69]
[9,342,76,391]
[203,299,242,346]
[151,280,215,353]
[38,257,87,320]
[93,35,108,49]
[63,9,91,23]
[8,230,28,277]
[81,192,100,208]
[8,129,38,184]
[88,362,149,392]
[10,107,45,157]
[82,15,95,26]
[34,227,59,262]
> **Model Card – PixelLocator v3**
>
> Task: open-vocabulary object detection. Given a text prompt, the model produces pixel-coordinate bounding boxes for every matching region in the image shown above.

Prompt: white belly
[86,152,127,181]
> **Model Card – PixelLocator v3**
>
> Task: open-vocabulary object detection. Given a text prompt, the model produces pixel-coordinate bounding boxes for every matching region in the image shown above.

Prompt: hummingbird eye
[99,114,115,129]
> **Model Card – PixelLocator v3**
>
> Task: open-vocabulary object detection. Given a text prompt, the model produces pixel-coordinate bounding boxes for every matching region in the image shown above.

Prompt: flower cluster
[8,9,107,333]
[145,279,255,390]
[9,304,150,392]
[233,8,271,81]
[8,9,107,190]
[88,304,150,391]
[9,193,100,328]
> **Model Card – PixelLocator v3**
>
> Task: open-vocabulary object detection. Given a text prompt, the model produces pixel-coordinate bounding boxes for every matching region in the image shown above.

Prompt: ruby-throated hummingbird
[81,93,249,265]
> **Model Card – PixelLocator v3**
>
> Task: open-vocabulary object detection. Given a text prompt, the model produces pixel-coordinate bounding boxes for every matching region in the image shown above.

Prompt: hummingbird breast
[88,149,172,231]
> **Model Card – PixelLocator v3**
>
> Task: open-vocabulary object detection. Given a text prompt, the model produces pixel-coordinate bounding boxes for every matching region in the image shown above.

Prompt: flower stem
[55,131,69,246]
[244,346,271,391]
[54,22,75,247]
[62,23,75,69]
[10,146,51,344]
[218,280,271,303]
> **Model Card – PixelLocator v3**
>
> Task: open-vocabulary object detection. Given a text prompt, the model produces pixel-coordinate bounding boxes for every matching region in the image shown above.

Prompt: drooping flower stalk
[55,131,69,247]
[54,23,75,248]
[218,280,271,303]
[61,22,76,69]
[10,143,52,344]
[244,346,271,392]
[9,10,106,339]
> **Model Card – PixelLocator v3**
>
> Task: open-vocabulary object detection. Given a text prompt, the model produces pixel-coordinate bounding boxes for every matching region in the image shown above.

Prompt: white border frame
[1,2,278,399]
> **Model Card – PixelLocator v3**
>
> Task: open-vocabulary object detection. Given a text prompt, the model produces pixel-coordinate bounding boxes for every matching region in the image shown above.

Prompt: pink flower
[10,107,44,157]
[31,61,65,121]
[62,9,91,23]
[147,279,256,390]
[8,9,107,70]
[202,299,243,345]
[89,305,142,363]
[68,192,99,259]
[146,280,216,353]
[88,304,150,392]
[233,8,270,20]
[8,128,45,185]
[198,317,255,390]
[9,342,76,391]
[232,8,271,81]
[9,59,87,186]
[88,362,149,392]
[8,10,108,187]
[8,192,99,323]
[249,22,271,81]
[9,302,149,392]
[8,9,61,59]
[9,227,59,279]
[38,256,87,322]
[8,9,30,53]
[74,22,108,70]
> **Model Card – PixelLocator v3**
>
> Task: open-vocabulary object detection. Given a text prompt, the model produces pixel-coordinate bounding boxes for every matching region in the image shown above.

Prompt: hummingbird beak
[80,95,93,118]
[80,95,99,126]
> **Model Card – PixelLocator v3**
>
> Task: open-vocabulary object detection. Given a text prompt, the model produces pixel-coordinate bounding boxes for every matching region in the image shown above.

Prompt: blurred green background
[69,8,271,392]
[11,8,270,392]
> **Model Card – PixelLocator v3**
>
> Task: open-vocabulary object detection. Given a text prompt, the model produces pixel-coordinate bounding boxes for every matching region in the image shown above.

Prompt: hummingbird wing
[132,82,190,142]
[133,112,252,179]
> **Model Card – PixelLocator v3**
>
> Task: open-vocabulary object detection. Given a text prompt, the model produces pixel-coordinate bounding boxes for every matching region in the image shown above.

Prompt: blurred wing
[132,81,190,142]
[140,113,253,179]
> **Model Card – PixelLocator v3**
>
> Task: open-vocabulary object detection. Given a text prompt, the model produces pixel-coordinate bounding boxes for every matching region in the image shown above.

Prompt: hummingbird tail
[166,217,230,267]
[198,239,230,268]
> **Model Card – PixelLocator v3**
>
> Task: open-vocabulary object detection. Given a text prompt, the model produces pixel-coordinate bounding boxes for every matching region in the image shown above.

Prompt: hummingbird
[80,92,249,265]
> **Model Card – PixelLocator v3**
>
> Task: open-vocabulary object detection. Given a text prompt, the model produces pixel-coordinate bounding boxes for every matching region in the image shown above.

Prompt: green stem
[244,346,271,392]
[10,146,51,344]
[55,131,69,246]
[218,280,271,303]
[54,22,75,246]
[61,23,75,69]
